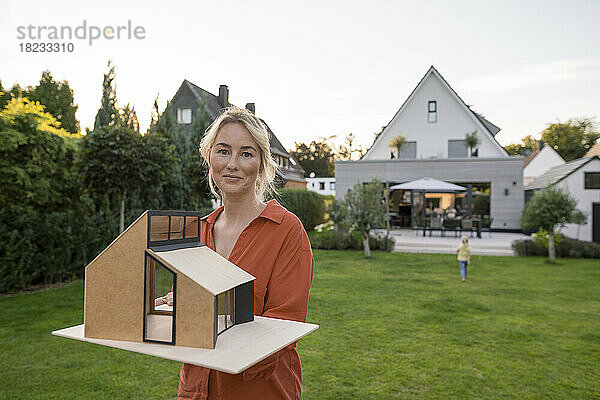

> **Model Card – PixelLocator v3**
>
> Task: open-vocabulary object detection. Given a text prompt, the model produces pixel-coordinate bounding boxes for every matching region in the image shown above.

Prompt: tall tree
[521,186,584,262]
[24,70,80,133]
[93,60,119,131]
[337,133,365,160]
[541,118,599,161]
[338,179,386,258]
[290,138,335,177]
[504,135,540,156]
[119,103,140,133]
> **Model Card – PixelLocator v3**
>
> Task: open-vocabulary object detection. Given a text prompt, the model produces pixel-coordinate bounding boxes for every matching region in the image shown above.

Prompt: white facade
[306,177,336,196]
[363,67,507,161]
[555,158,600,242]
[524,144,565,185]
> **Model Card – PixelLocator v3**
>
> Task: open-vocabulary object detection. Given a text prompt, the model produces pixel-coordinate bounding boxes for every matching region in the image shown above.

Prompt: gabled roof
[523,143,565,168]
[148,246,255,296]
[525,156,599,190]
[584,139,600,158]
[363,66,508,159]
[174,80,305,176]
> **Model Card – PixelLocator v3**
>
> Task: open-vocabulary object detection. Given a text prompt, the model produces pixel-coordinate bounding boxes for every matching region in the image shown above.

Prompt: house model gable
[84,210,256,349]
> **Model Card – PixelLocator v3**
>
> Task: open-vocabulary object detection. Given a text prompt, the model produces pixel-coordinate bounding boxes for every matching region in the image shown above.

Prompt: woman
[177,106,314,399]
[457,235,471,282]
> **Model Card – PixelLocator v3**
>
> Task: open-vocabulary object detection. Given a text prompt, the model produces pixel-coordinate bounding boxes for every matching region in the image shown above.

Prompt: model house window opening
[217,289,235,335]
[144,253,176,344]
[149,212,200,247]
[428,101,437,123]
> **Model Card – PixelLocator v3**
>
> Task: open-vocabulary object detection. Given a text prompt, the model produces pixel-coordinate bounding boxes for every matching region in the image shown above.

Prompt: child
[457,235,471,282]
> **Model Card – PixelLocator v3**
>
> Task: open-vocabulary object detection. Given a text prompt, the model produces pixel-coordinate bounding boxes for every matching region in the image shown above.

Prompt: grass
[1,251,599,399]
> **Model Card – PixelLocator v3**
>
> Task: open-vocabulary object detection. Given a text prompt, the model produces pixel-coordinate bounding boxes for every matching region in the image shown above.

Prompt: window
[428,101,437,123]
[319,182,325,190]
[330,181,335,190]
[148,211,201,248]
[177,108,192,124]
[398,141,417,159]
[144,253,176,344]
[448,140,467,158]
[585,172,600,189]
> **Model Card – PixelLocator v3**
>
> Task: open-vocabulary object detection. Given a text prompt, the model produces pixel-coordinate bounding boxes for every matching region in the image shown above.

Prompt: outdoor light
[504,188,509,196]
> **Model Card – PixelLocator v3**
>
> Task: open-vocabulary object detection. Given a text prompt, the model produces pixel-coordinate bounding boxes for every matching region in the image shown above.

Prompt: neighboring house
[84,210,255,349]
[306,177,335,196]
[584,139,600,158]
[336,66,524,230]
[170,80,306,189]
[523,143,566,185]
[525,156,600,243]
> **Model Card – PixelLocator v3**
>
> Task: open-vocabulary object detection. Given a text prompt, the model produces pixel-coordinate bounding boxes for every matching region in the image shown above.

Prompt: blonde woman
[457,235,471,282]
[176,106,314,400]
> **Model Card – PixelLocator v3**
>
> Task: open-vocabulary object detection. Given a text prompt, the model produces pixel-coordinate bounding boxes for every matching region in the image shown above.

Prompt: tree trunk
[119,189,126,234]
[362,232,371,258]
[548,229,556,263]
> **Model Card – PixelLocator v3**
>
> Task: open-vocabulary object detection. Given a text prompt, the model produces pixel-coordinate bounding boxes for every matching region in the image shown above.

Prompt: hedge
[512,236,600,258]
[275,188,326,231]
[309,229,394,252]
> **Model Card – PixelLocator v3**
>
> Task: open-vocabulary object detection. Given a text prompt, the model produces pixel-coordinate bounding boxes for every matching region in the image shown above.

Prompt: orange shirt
[178,199,315,400]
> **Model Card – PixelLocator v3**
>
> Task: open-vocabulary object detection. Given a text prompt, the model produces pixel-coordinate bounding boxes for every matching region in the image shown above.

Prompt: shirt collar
[202,199,285,226]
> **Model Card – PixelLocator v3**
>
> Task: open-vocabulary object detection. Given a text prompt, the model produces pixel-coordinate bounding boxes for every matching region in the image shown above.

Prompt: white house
[525,156,600,243]
[336,66,523,230]
[306,177,335,196]
[523,143,565,185]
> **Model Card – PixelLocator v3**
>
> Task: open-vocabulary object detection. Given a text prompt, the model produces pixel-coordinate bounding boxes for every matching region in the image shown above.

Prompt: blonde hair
[199,106,278,201]
[461,235,469,245]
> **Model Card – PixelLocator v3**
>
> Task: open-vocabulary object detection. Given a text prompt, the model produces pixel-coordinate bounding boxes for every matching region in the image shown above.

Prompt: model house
[335,66,524,230]
[525,156,600,243]
[84,210,255,349]
[169,80,306,189]
[523,143,565,185]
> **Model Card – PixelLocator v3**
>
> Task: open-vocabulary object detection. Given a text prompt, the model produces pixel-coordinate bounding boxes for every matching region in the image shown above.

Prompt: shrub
[512,236,600,258]
[276,188,326,231]
[309,227,394,252]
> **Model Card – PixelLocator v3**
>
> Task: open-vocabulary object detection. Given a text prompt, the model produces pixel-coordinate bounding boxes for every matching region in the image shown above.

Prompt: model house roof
[525,156,599,190]
[148,246,255,296]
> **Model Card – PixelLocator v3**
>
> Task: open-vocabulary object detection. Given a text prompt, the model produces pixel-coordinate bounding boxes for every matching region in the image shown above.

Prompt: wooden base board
[52,316,318,374]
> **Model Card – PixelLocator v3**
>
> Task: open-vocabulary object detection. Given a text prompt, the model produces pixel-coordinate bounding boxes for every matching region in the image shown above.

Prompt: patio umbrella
[389,177,467,192]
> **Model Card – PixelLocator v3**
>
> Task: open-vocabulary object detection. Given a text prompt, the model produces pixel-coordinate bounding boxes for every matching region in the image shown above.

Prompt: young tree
[24,70,80,134]
[464,130,480,157]
[504,135,540,156]
[339,179,386,258]
[337,133,365,161]
[541,118,599,161]
[388,134,407,158]
[521,186,583,262]
[93,60,119,131]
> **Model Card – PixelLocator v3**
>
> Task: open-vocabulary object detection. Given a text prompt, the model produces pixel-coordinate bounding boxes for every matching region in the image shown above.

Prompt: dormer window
[177,108,192,124]
[428,101,437,123]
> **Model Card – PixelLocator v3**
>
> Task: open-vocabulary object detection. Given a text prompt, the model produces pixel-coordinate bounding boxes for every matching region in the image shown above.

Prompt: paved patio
[387,229,530,256]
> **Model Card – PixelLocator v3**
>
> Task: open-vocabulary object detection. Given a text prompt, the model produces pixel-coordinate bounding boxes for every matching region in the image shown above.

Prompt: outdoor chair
[429,217,444,236]
[444,218,460,237]
[460,219,474,237]
[481,218,494,237]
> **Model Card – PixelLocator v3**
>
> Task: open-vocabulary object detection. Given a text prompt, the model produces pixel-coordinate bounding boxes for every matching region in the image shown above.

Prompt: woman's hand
[154,291,174,307]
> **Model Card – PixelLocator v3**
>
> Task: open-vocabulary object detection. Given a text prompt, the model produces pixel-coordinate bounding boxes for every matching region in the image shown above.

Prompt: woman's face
[209,122,262,198]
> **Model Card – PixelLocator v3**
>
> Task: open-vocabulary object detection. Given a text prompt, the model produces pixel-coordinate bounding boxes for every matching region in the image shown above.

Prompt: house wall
[555,158,600,242]
[176,274,216,348]
[524,146,565,185]
[84,212,147,342]
[335,157,524,229]
[363,72,506,160]
[306,177,336,196]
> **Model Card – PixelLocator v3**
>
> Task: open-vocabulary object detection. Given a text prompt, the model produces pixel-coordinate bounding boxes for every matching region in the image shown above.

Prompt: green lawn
[1,251,599,399]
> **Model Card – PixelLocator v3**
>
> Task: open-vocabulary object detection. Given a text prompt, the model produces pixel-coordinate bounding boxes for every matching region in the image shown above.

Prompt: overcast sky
[2,0,599,151]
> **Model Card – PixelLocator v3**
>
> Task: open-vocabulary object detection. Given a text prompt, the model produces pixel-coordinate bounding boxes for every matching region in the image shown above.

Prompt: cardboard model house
[54,209,318,374]
[84,210,255,349]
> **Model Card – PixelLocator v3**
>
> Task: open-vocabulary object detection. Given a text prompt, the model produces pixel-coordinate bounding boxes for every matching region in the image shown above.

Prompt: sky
[2,0,599,151]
